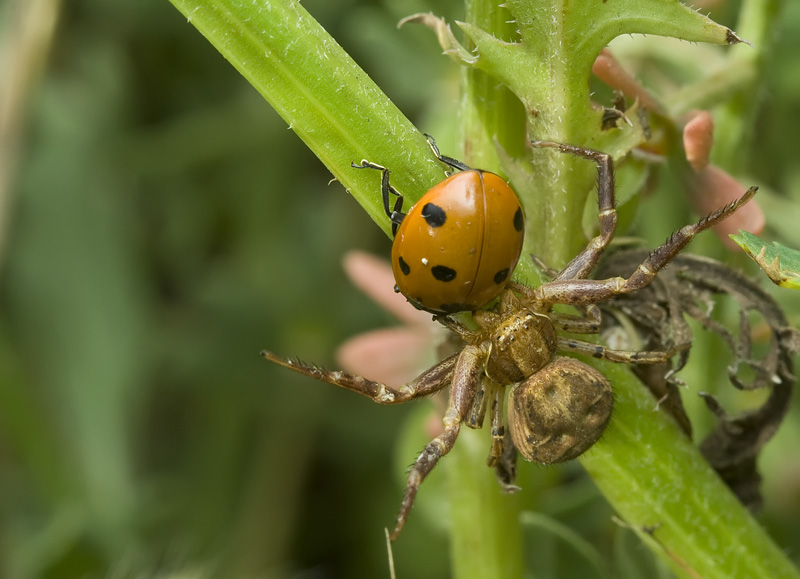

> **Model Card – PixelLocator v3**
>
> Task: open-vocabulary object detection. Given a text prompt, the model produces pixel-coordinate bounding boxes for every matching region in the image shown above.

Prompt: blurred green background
[1,0,799,577]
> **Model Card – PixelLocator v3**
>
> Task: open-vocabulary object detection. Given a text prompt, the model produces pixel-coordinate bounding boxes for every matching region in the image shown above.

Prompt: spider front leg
[391,343,486,540]
[531,141,617,281]
[261,350,458,404]
[533,186,758,306]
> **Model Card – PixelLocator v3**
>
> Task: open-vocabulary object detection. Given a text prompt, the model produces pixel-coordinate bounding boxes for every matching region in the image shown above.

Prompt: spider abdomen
[507,356,613,464]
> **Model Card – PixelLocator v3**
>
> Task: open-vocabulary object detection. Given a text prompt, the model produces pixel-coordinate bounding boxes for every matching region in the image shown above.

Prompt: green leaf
[472,0,742,129]
[168,0,446,237]
[581,362,800,579]
[732,230,800,289]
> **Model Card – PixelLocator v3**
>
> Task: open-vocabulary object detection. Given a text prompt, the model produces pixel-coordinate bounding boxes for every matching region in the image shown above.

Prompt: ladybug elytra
[354,135,524,314]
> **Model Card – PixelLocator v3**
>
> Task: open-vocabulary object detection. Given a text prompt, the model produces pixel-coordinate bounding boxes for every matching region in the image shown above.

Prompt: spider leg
[485,379,506,467]
[557,336,689,364]
[391,344,485,540]
[508,281,603,333]
[531,141,617,281]
[548,306,603,334]
[534,186,758,306]
[494,431,520,492]
[261,351,458,404]
[464,376,489,429]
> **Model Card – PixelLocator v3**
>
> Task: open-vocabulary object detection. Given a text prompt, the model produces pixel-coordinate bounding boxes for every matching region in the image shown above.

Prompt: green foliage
[733,230,800,289]
[1,0,799,577]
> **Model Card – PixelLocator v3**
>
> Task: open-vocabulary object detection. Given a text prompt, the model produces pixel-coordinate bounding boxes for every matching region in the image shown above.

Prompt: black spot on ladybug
[431,265,456,282]
[422,203,447,227]
[513,207,524,232]
[398,256,411,275]
[493,268,510,284]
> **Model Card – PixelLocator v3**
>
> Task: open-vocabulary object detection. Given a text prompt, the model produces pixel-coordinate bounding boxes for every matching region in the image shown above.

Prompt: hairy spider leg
[531,141,617,282]
[463,376,490,429]
[507,280,603,334]
[263,346,490,540]
[260,350,458,404]
[532,186,758,306]
[557,336,690,364]
[486,379,507,466]
[391,344,485,540]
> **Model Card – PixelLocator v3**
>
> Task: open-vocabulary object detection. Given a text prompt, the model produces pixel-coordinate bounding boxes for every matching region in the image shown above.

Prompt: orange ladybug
[353,135,524,314]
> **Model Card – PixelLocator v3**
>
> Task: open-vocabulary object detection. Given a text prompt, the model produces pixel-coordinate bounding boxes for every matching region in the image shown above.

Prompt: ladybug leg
[557,336,690,364]
[532,187,757,306]
[351,159,406,234]
[392,343,485,540]
[530,141,617,281]
[424,133,472,173]
[261,350,458,404]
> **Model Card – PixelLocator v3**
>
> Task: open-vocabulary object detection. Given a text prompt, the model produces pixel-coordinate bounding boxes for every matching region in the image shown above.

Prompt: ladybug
[353,135,524,314]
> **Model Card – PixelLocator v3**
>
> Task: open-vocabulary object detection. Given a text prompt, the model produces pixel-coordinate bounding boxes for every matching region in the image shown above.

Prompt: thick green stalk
[581,362,799,579]
[447,427,525,579]
[445,6,526,578]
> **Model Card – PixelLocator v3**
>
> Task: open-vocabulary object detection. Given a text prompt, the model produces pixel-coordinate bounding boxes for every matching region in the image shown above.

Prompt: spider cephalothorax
[442,289,614,465]
[263,138,757,539]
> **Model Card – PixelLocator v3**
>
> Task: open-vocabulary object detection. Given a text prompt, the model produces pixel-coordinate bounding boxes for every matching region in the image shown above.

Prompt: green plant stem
[444,6,527,578]
[459,0,527,168]
[448,427,524,579]
[581,362,799,579]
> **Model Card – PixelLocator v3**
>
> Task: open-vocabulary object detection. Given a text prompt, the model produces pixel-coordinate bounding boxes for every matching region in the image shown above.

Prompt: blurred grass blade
[521,511,612,579]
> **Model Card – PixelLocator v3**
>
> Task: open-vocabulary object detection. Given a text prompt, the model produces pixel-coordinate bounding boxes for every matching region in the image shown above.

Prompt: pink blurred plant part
[591,48,763,250]
[683,110,714,172]
[592,49,664,114]
[682,111,764,250]
[335,251,440,388]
